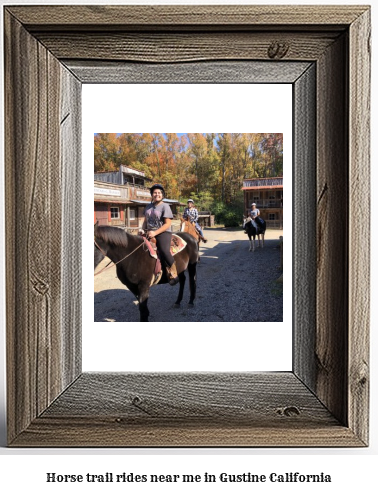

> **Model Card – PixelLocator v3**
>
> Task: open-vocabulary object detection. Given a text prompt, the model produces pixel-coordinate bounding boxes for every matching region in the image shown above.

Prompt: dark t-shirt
[144,202,173,231]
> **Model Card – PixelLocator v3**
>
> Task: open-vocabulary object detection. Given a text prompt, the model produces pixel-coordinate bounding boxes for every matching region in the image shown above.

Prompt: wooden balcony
[246,201,283,209]
[243,177,283,189]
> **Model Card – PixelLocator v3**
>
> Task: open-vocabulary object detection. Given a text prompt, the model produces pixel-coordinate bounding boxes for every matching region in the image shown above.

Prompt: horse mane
[95,225,132,248]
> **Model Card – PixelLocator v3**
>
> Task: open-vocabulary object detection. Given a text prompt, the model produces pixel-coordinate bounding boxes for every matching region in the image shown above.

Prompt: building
[94,164,150,187]
[242,177,283,229]
[94,179,149,230]
[94,165,182,231]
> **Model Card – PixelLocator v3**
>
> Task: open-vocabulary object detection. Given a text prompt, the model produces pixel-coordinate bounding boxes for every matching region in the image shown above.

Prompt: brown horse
[180,218,202,242]
[180,218,203,258]
[94,223,199,322]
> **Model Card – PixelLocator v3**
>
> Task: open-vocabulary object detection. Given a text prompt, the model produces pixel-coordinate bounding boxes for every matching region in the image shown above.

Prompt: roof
[244,176,283,180]
[243,176,283,190]
[242,185,283,191]
[130,200,150,205]
[163,198,180,204]
[94,199,130,204]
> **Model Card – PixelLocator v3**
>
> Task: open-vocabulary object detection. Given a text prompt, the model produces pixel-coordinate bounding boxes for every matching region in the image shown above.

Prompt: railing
[245,202,283,209]
[124,182,150,191]
[243,177,283,188]
[266,220,283,229]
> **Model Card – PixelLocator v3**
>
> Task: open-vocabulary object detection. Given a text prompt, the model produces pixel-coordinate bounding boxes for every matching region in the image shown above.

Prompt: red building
[242,177,283,229]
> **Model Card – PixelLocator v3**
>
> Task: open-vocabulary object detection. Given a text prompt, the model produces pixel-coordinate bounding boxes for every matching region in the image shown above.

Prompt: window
[110,207,120,219]
[129,209,136,220]
[269,213,276,220]
[268,195,276,207]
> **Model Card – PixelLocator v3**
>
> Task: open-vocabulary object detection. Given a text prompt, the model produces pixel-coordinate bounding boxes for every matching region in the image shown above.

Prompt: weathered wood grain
[41,373,334,421]
[66,60,311,84]
[316,34,349,425]
[4,11,81,444]
[5,11,61,442]
[348,8,371,445]
[7,5,367,30]
[293,64,316,390]
[12,417,363,448]
[4,5,370,447]
[13,420,364,448]
[12,373,364,447]
[36,32,339,63]
[60,67,82,388]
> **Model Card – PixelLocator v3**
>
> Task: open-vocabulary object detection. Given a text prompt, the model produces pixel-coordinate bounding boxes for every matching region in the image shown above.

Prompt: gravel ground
[94,227,283,322]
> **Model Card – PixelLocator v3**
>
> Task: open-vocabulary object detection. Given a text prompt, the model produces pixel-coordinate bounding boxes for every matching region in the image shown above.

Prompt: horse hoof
[188,303,194,308]
[174,303,181,308]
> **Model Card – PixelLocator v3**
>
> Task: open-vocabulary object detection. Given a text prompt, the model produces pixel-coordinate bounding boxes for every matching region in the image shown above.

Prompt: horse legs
[138,285,150,322]
[249,236,255,252]
[175,272,186,307]
[188,262,197,306]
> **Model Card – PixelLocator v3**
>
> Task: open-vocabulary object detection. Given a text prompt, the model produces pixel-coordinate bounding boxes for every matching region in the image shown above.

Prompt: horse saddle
[143,234,187,286]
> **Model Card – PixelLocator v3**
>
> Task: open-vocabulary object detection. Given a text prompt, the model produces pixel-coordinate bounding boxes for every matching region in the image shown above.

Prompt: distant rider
[249,202,264,230]
[183,199,207,243]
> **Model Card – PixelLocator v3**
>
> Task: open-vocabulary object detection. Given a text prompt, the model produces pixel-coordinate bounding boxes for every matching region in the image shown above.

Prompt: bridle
[94,238,145,276]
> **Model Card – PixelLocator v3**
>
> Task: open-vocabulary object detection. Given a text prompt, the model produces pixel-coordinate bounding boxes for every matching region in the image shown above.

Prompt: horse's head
[94,222,108,271]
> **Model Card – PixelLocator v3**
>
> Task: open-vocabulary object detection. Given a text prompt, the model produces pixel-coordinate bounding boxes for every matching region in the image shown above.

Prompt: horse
[243,216,266,252]
[180,218,202,257]
[94,223,199,322]
[181,217,208,242]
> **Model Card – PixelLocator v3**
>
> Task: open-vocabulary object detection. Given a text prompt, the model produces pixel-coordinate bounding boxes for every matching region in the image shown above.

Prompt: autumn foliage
[94,133,283,207]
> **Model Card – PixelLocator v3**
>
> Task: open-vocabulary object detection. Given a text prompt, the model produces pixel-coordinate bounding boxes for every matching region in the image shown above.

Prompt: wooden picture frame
[4,5,370,447]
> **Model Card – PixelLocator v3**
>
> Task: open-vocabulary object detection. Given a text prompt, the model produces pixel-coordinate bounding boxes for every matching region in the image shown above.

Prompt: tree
[94,133,119,171]
[93,132,284,214]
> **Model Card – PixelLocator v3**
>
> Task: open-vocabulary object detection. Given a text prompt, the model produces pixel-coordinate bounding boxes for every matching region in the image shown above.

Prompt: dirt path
[94,228,283,322]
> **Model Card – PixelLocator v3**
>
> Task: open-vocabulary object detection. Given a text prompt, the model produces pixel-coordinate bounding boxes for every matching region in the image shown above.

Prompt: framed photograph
[88,89,291,372]
[5,5,370,447]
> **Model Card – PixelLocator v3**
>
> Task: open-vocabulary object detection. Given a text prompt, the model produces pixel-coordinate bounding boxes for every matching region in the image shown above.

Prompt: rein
[94,238,145,276]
